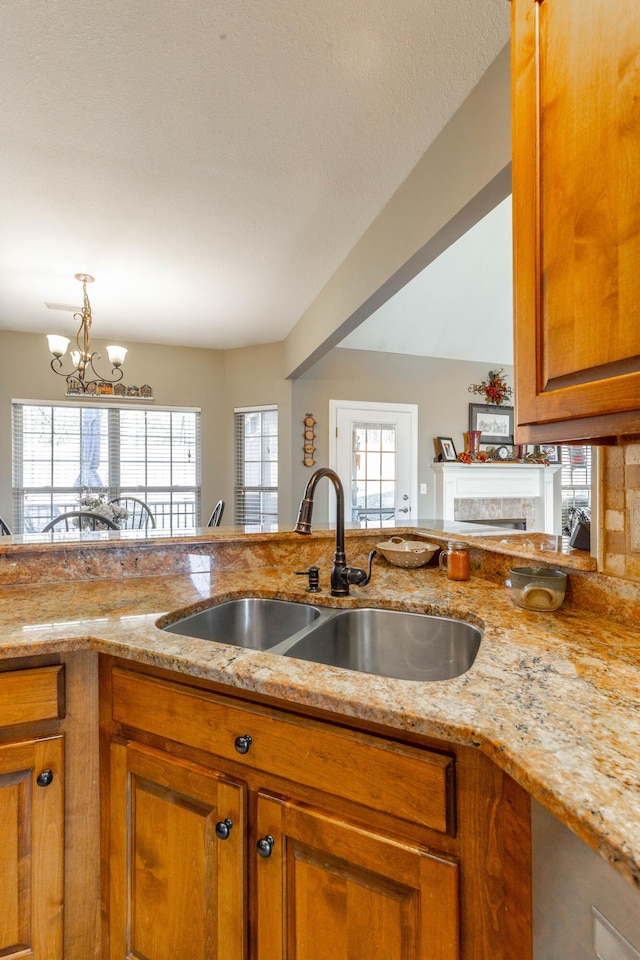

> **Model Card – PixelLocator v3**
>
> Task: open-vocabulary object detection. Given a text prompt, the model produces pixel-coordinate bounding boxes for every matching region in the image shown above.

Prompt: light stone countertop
[0,536,636,889]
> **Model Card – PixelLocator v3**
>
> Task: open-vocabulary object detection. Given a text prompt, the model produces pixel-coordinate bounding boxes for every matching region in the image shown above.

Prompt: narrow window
[234,406,278,527]
[560,445,592,536]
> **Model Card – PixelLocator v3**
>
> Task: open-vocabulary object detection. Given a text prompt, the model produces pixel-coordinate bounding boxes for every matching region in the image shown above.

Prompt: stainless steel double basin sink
[162,597,482,682]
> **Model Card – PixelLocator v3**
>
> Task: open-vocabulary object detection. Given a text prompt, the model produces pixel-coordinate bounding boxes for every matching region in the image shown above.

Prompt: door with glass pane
[330,401,417,524]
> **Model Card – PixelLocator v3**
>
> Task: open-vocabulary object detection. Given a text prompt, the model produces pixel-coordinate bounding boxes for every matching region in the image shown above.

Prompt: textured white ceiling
[0,0,510,350]
[340,197,513,364]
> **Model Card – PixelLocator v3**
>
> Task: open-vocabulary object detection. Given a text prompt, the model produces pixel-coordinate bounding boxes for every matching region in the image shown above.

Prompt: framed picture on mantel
[436,436,457,461]
[469,403,514,445]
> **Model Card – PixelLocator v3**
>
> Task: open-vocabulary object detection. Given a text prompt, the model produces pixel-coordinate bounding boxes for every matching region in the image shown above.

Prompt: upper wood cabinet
[511,0,640,443]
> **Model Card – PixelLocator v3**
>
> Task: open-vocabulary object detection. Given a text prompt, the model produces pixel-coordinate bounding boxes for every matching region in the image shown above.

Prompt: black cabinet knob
[36,769,54,787]
[234,734,253,755]
[215,818,233,840]
[257,835,274,858]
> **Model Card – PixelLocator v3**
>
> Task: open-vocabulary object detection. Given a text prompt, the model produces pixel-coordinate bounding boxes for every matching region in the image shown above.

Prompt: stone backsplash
[602,444,640,582]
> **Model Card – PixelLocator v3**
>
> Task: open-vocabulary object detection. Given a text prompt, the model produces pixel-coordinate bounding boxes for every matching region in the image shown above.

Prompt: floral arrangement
[77,490,129,527]
[468,368,513,406]
[457,451,489,464]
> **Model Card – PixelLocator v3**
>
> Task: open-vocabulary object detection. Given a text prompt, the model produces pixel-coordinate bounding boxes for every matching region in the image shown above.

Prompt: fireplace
[430,462,563,534]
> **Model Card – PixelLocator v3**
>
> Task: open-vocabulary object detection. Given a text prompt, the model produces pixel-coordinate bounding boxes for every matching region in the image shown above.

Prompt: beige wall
[0,329,226,527]
[292,348,515,522]
[283,43,512,378]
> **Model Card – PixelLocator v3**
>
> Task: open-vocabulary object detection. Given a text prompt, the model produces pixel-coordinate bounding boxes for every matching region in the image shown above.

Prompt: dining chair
[207,499,225,526]
[0,516,12,536]
[109,496,156,529]
[43,511,119,532]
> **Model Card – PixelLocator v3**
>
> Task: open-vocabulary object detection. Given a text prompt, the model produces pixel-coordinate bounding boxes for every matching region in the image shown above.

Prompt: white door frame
[329,399,418,522]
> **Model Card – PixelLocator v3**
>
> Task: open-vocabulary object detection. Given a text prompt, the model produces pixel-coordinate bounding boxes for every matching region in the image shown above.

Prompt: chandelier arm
[85,355,125,387]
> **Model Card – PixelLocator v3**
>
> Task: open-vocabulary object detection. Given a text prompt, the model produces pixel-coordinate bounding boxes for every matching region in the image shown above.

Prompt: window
[560,445,592,536]
[12,401,200,533]
[234,406,278,526]
[350,422,397,523]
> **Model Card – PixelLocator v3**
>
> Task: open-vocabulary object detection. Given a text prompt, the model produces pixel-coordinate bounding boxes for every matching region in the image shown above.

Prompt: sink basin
[282,608,482,681]
[162,597,322,650]
[162,599,482,681]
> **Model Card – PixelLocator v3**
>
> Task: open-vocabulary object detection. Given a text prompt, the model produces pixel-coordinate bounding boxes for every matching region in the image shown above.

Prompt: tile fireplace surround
[430,461,563,534]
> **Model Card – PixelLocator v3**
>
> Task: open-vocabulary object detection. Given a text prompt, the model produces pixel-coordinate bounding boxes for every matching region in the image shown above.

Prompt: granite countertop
[0,542,638,891]
[0,519,597,571]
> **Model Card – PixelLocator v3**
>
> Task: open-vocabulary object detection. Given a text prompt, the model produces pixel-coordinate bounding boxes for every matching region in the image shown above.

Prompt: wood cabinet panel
[0,736,64,960]
[111,666,454,835]
[0,666,65,727]
[255,792,459,960]
[102,657,532,960]
[108,740,245,960]
[511,0,640,441]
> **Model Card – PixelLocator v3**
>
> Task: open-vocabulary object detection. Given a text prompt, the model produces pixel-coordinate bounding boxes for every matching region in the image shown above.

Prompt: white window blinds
[12,400,200,533]
[559,445,592,535]
[234,406,278,526]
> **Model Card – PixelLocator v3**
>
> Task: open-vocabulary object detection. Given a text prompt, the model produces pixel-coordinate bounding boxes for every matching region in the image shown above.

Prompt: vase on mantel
[463,431,482,456]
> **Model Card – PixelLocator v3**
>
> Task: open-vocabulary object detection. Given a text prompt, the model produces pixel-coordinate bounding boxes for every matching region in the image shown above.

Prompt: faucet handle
[294,565,321,592]
[346,550,377,587]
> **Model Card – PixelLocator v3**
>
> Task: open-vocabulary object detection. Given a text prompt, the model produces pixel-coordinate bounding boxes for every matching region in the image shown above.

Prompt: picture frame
[469,403,514,445]
[530,444,561,463]
[436,436,457,461]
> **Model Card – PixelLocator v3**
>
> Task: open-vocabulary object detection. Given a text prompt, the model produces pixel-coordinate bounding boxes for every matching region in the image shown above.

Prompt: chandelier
[47,274,128,393]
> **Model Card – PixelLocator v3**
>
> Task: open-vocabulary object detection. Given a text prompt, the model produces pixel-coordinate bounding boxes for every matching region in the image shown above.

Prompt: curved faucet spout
[294,466,344,549]
[294,467,371,597]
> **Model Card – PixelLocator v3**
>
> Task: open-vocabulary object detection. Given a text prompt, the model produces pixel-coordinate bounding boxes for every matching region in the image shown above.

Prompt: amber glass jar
[438,541,470,581]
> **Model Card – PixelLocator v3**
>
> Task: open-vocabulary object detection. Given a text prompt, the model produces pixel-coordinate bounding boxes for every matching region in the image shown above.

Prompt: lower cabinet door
[109,741,246,960]
[255,792,460,960]
[0,736,64,960]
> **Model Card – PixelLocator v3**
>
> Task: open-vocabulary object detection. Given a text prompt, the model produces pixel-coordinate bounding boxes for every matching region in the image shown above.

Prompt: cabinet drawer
[0,665,65,726]
[111,667,454,835]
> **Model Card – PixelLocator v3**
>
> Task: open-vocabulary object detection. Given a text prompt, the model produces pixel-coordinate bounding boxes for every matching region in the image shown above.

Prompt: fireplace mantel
[430,461,563,534]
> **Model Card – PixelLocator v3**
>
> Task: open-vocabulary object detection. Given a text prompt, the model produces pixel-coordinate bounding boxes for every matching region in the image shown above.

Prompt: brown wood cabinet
[0,667,65,960]
[0,653,101,960]
[108,740,245,960]
[511,0,640,443]
[255,792,460,959]
[101,657,532,960]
